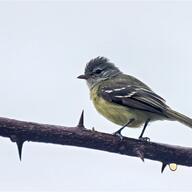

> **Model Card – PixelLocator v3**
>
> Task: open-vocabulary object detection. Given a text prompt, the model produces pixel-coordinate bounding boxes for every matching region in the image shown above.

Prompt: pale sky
[0,1,192,191]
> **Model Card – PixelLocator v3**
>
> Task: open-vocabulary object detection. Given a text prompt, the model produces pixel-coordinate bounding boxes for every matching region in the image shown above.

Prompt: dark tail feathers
[166,109,192,128]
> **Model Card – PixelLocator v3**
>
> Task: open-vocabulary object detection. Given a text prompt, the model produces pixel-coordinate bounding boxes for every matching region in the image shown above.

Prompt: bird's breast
[90,86,145,127]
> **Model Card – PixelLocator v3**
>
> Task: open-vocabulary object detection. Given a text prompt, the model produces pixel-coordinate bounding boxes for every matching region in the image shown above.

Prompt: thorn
[161,163,167,173]
[135,150,144,162]
[10,135,25,161]
[77,110,85,129]
[16,140,24,161]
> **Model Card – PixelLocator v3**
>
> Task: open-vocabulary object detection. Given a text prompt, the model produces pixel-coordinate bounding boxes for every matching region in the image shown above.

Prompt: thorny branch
[0,111,192,172]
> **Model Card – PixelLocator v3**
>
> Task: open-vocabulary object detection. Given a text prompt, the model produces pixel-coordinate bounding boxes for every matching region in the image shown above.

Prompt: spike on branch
[77,110,85,129]
[161,163,167,173]
[16,140,24,161]
[10,135,25,161]
[135,149,145,162]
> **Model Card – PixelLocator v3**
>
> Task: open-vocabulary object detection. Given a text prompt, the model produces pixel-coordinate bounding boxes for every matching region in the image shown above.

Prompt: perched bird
[78,57,192,140]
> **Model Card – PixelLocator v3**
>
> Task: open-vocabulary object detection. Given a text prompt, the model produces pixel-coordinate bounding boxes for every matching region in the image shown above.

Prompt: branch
[0,111,192,172]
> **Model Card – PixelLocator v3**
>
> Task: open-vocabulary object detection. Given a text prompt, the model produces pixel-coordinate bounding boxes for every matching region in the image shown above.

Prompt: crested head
[79,57,121,89]
[85,57,110,75]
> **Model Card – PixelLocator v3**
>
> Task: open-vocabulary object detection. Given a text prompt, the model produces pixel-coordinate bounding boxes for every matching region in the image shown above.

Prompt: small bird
[78,57,192,140]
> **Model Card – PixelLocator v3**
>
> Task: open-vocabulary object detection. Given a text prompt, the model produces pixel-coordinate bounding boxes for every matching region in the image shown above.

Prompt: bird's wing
[99,83,169,115]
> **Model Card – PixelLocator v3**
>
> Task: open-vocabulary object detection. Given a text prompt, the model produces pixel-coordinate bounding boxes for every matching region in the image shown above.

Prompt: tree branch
[0,111,192,172]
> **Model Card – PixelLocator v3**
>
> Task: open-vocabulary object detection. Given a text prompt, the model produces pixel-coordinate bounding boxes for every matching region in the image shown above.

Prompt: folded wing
[100,84,169,116]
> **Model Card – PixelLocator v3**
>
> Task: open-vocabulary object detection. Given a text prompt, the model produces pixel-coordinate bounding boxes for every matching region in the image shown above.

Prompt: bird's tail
[166,109,192,128]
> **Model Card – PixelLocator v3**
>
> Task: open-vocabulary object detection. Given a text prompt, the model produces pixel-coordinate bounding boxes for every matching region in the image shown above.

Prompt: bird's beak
[77,74,89,80]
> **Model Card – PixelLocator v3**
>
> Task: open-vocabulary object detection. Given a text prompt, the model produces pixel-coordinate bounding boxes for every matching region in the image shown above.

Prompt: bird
[77,56,192,140]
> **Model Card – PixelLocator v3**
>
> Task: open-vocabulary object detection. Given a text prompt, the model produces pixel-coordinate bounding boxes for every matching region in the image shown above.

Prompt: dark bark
[0,112,192,172]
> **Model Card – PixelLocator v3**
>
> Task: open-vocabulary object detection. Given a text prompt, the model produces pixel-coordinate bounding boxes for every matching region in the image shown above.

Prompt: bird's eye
[95,69,102,74]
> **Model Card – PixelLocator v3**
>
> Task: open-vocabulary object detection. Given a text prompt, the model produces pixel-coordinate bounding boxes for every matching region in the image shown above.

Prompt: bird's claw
[113,131,124,141]
[139,137,150,142]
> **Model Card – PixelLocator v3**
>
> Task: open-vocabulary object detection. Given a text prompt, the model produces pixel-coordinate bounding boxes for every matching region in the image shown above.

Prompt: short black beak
[77,74,89,80]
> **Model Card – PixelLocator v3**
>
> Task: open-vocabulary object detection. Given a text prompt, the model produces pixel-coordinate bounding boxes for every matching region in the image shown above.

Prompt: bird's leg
[113,118,135,140]
[139,119,150,141]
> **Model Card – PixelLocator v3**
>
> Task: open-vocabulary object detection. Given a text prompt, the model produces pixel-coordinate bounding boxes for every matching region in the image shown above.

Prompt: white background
[0,1,192,191]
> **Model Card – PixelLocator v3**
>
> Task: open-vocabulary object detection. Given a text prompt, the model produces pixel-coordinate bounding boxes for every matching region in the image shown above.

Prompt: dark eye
[95,69,102,74]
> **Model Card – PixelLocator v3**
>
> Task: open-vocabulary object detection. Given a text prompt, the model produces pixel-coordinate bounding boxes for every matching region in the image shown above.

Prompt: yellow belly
[90,86,147,128]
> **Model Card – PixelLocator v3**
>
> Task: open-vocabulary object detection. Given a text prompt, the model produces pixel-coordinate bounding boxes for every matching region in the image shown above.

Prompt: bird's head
[77,57,121,89]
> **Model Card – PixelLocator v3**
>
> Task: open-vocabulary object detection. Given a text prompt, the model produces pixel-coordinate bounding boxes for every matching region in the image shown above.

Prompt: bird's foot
[113,130,124,141]
[139,136,150,142]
